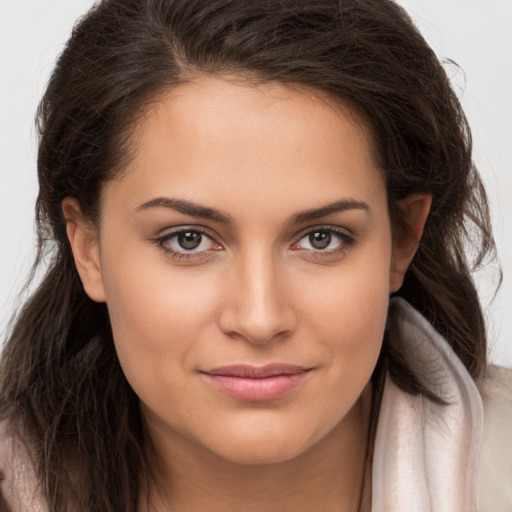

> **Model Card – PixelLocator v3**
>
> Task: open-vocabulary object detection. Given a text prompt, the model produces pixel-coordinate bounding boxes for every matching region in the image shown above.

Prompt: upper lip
[202,364,311,378]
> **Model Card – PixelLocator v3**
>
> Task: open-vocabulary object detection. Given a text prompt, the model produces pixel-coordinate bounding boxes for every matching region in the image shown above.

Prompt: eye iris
[177,231,202,250]
[309,231,331,249]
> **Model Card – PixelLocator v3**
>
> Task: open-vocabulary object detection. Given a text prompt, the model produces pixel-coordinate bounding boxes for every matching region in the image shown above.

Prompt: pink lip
[201,364,312,401]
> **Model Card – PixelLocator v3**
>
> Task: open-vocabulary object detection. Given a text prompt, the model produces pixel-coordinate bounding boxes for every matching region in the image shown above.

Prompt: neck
[140,384,373,512]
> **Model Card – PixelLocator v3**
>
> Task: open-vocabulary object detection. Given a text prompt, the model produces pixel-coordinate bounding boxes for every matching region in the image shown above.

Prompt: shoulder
[476,365,512,512]
[0,420,15,511]
[0,420,46,512]
[0,421,14,512]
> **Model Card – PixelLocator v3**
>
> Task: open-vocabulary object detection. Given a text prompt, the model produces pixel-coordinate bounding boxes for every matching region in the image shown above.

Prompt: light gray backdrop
[1,0,511,366]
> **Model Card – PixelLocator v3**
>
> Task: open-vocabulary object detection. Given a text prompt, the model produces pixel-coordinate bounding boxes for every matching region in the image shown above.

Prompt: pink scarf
[372,299,484,511]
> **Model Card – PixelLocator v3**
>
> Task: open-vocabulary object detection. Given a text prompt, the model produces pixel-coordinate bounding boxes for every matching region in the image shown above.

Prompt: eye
[154,227,222,259]
[173,231,207,251]
[292,228,355,253]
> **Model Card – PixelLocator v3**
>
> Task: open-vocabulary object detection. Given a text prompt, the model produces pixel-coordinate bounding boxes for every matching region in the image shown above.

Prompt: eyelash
[152,226,221,261]
[152,226,357,261]
[291,227,357,259]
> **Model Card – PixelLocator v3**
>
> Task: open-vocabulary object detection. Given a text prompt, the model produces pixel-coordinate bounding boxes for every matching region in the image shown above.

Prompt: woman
[0,0,510,510]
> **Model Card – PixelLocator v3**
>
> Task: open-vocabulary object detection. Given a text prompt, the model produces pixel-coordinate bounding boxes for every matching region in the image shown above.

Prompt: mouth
[200,364,313,401]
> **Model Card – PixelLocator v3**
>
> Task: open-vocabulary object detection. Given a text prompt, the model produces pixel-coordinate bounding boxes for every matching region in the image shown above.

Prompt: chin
[206,427,319,466]
[218,444,308,466]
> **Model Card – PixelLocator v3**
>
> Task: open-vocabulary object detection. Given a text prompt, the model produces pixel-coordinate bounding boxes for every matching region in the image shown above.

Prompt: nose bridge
[220,245,294,344]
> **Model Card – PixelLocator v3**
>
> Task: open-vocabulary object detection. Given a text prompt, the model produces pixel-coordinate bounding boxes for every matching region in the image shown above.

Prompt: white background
[1,0,511,366]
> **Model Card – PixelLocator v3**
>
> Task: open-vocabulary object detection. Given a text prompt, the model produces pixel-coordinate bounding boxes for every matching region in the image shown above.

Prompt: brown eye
[309,231,331,250]
[177,231,202,250]
[156,228,222,257]
[292,227,355,255]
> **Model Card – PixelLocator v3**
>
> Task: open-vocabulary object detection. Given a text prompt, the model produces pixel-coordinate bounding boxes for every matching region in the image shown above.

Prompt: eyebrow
[289,199,371,224]
[136,197,370,224]
[136,197,233,223]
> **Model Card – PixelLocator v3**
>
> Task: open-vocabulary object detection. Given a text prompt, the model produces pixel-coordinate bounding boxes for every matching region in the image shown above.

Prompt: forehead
[102,76,386,221]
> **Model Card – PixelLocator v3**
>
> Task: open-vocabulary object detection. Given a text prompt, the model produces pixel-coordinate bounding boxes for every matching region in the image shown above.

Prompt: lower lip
[202,372,311,401]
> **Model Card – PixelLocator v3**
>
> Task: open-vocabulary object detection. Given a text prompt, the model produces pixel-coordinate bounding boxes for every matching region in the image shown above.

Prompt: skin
[64,76,430,511]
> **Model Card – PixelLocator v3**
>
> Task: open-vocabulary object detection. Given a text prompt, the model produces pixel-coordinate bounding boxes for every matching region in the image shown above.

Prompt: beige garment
[477,365,512,512]
[372,299,512,512]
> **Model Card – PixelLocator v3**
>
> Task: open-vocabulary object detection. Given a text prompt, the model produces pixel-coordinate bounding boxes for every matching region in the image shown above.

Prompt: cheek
[98,243,222,399]
[318,275,388,377]
[298,235,392,395]
[302,234,392,334]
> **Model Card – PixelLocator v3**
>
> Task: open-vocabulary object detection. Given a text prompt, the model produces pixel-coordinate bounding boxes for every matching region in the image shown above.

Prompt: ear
[389,193,431,293]
[62,198,106,302]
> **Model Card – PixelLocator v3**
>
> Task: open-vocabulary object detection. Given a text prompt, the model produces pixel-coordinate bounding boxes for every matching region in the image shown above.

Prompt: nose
[217,250,296,345]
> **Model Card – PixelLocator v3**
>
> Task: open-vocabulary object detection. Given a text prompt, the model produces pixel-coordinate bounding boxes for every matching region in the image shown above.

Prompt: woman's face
[68,77,420,465]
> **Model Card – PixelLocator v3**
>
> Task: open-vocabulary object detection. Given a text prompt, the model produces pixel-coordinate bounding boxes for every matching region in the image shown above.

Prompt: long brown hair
[0,0,496,510]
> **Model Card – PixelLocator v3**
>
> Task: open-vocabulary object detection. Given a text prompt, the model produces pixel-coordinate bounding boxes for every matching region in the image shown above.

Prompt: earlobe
[389,193,432,293]
[62,198,106,302]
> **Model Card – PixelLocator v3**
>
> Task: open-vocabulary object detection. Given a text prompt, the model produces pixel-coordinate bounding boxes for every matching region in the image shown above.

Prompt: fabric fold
[372,298,484,511]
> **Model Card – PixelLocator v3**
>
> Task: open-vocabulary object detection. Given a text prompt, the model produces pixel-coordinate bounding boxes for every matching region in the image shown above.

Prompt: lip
[201,364,312,401]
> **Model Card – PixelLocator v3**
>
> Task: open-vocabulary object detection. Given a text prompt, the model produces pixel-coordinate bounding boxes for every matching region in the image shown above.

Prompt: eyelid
[292,225,354,243]
[290,225,357,255]
[152,225,223,260]
[156,224,220,241]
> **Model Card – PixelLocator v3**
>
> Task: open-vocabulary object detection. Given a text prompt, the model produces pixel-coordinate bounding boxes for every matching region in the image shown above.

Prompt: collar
[372,298,484,511]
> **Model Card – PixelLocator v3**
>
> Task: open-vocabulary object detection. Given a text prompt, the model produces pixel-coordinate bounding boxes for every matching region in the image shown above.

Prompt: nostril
[217,300,296,345]
[221,313,294,345]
